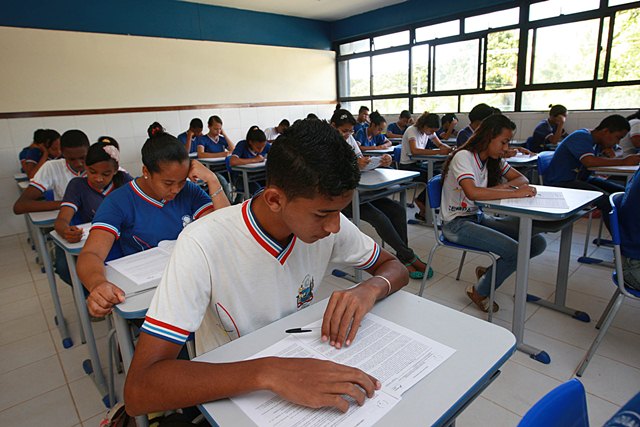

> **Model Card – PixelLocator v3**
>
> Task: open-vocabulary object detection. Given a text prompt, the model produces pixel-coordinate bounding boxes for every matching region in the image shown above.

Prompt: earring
[144,175,148,179]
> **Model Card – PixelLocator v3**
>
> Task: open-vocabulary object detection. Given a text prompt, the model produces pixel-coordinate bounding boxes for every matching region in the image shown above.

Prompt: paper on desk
[106,240,175,294]
[498,190,569,209]
[230,314,456,427]
[362,156,381,171]
[79,223,91,241]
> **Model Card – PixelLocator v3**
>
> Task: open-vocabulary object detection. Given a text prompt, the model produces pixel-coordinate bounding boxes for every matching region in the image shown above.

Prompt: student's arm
[548,117,566,144]
[13,186,61,214]
[187,160,230,210]
[197,145,228,159]
[631,135,640,150]
[222,130,235,151]
[54,206,83,243]
[386,131,402,138]
[431,135,453,153]
[185,130,194,154]
[460,176,535,200]
[229,155,265,166]
[409,139,450,156]
[440,119,458,141]
[491,166,530,189]
[580,153,640,167]
[77,229,125,316]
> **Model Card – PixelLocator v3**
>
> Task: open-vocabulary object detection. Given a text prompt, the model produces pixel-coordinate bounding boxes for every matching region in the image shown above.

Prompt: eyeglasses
[340,129,355,136]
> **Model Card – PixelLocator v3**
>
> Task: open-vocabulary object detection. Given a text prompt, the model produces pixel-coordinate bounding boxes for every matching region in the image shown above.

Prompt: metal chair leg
[419,245,439,296]
[455,252,467,280]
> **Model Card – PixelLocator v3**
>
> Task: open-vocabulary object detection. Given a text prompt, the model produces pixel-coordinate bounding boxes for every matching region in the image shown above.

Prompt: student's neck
[478,150,489,162]
[135,177,163,201]
[251,194,293,246]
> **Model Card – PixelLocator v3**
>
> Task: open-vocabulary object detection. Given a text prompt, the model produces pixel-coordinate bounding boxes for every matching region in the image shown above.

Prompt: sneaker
[466,285,499,313]
[475,266,487,281]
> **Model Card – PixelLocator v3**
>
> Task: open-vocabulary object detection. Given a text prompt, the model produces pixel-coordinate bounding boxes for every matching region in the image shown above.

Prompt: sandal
[465,285,499,313]
[414,212,426,222]
[404,256,434,280]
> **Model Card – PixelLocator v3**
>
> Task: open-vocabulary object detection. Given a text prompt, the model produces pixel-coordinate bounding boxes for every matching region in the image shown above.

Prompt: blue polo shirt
[387,122,406,136]
[24,147,44,165]
[177,132,198,154]
[354,122,369,134]
[355,128,387,147]
[619,169,640,260]
[544,129,595,185]
[196,134,229,153]
[61,174,133,225]
[91,179,214,260]
[456,126,474,147]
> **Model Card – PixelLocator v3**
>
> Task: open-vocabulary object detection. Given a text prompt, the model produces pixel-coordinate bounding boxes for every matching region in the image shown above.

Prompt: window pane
[608,9,640,82]
[434,40,479,91]
[521,89,592,110]
[465,7,519,33]
[414,96,458,114]
[372,99,409,117]
[338,58,370,98]
[337,101,372,116]
[339,39,370,56]
[373,31,409,50]
[526,29,534,84]
[416,20,459,42]
[598,17,610,80]
[609,0,637,6]
[595,85,640,109]
[531,20,599,83]
[486,29,519,90]
[412,44,430,94]
[372,51,409,95]
[529,0,599,21]
[460,93,515,112]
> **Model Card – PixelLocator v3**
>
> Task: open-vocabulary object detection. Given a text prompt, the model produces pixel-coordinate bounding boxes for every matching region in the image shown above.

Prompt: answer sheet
[497,190,569,209]
[230,314,456,427]
[106,241,175,294]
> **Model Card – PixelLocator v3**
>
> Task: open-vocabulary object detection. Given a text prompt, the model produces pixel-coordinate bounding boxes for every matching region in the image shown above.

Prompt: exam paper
[498,190,569,209]
[230,314,456,427]
[106,240,175,294]
[362,156,382,171]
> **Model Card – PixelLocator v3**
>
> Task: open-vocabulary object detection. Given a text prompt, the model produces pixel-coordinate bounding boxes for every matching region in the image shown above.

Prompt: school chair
[418,174,498,322]
[536,151,554,185]
[392,145,402,169]
[518,379,589,427]
[224,156,246,203]
[602,391,640,426]
[575,193,640,377]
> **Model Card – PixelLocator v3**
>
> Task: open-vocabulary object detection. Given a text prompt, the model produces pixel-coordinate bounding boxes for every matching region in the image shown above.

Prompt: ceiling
[179,0,408,21]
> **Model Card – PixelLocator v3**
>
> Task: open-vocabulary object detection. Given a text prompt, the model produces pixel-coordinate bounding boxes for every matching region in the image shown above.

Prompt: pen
[285,328,314,334]
[509,185,519,190]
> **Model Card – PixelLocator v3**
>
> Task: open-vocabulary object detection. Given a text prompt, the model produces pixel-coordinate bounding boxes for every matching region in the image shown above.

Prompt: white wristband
[374,275,392,297]
[210,186,224,198]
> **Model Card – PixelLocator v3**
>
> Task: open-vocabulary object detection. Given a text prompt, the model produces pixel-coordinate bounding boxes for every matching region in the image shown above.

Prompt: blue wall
[1,0,332,50]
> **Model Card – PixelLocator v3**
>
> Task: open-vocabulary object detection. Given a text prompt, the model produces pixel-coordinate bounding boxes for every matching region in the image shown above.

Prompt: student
[436,113,458,141]
[619,168,640,290]
[22,129,62,179]
[177,118,204,154]
[544,114,640,230]
[77,132,230,316]
[399,112,453,221]
[54,141,132,244]
[331,109,430,280]
[229,127,270,201]
[264,119,290,142]
[441,114,547,312]
[355,111,392,151]
[19,129,47,172]
[196,115,235,159]
[620,109,640,155]
[529,104,569,153]
[386,110,413,138]
[456,103,495,147]
[353,105,370,134]
[306,113,319,120]
[123,119,408,416]
[14,129,89,214]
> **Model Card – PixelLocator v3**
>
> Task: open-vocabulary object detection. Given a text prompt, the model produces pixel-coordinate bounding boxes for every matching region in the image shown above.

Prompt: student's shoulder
[66,176,88,190]
[182,202,244,239]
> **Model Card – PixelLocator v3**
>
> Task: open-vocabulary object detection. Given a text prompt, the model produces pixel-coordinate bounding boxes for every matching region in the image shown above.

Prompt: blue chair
[392,145,402,169]
[518,379,589,427]
[576,193,640,377]
[536,151,554,185]
[418,175,498,321]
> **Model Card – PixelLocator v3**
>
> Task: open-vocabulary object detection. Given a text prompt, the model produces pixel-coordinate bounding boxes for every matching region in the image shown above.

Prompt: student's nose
[323,213,341,235]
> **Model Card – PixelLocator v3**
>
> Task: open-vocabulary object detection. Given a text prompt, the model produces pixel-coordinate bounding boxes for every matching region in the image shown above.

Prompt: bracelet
[210,186,224,198]
[374,275,392,297]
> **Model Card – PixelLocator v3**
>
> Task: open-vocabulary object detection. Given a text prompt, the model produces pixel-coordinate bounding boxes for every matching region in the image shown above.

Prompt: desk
[196,291,515,427]
[198,156,227,173]
[17,181,29,191]
[50,229,110,406]
[28,211,74,348]
[588,165,638,183]
[509,140,527,147]
[409,154,449,226]
[231,161,267,201]
[14,172,28,182]
[476,186,601,363]
[506,153,538,165]
[388,137,402,145]
[363,147,394,155]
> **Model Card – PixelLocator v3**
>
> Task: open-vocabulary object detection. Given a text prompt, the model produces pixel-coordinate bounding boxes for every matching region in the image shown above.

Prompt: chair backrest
[518,379,589,427]
[393,145,402,168]
[224,155,233,175]
[427,174,444,241]
[537,151,554,184]
[609,192,640,299]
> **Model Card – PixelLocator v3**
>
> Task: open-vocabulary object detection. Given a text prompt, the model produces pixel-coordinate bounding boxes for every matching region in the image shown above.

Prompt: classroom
[1,0,639,426]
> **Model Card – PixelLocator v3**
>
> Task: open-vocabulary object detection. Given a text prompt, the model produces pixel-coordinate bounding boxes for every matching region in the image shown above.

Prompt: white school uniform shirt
[264,127,280,142]
[441,150,511,222]
[29,158,85,200]
[142,198,380,352]
[620,119,640,155]
[345,135,363,157]
[400,125,437,164]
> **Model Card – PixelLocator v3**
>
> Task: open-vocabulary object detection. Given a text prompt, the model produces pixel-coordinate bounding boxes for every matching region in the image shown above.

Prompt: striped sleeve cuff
[91,222,120,239]
[356,242,381,270]
[60,202,78,212]
[579,153,595,160]
[456,173,474,185]
[140,316,190,345]
[193,202,215,219]
[29,181,46,192]
[501,163,512,176]
[24,159,38,165]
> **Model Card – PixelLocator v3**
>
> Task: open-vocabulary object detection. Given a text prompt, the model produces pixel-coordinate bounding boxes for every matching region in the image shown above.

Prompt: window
[595,85,640,109]
[372,99,410,116]
[608,9,640,82]
[373,31,409,50]
[434,40,479,91]
[521,89,593,110]
[465,7,519,33]
[339,39,369,56]
[372,51,409,95]
[338,58,370,98]
[461,93,515,112]
[609,0,637,6]
[416,20,459,42]
[414,96,458,114]
[529,0,599,21]
[411,45,430,94]
[486,29,519,89]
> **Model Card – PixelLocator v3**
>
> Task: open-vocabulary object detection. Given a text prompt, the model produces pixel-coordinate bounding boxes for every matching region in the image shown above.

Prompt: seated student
[441,114,547,312]
[456,103,495,147]
[619,168,640,290]
[436,113,459,141]
[399,112,453,221]
[331,109,430,280]
[196,115,235,159]
[122,119,409,416]
[620,109,640,155]
[386,110,413,138]
[544,114,640,231]
[54,141,132,244]
[529,104,569,153]
[353,105,370,134]
[77,132,230,317]
[177,118,204,154]
[264,119,290,142]
[355,111,392,151]
[19,129,46,173]
[23,129,62,179]
[229,127,270,201]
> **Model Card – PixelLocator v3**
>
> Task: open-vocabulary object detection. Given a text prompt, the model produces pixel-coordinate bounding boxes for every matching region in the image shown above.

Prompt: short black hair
[595,114,631,133]
[549,104,568,117]
[267,120,360,200]
[468,103,495,122]
[358,105,370,113]
[33,129,49,144]
[441,113,457,125]
[60,130,90,149]
[208,115,223,126]
[141,132,188,173]
[246,127,267,142]
[399,110,412,119]
[44,129,60,148]
[279,119,290,127]
[189,118,203,129]
[306,113,319,120]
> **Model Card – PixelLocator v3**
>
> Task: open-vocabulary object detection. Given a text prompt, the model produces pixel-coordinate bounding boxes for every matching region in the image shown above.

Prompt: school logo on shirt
[182,215,193,228]
[297,274,315,309]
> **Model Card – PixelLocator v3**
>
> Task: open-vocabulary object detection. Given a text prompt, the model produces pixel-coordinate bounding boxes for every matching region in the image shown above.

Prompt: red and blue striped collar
[88,179,115,196]
[66,162,86,177]
[241,198,296,265]
[130,180,166,208]
[473,152,486,170]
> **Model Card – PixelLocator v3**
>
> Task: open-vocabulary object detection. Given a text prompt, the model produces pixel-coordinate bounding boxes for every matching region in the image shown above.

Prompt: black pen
[285,328,314,333]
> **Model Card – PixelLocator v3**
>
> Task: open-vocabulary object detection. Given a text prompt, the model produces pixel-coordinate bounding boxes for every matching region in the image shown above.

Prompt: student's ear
[141,165,150,179]
[262,187,286,212]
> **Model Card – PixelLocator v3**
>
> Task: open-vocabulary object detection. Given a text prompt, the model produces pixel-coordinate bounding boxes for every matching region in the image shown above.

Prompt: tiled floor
[1,211,639,426]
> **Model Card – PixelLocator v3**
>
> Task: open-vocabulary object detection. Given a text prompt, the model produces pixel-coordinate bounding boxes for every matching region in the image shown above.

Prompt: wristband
[374,275,392,297]
[210,186,224,198]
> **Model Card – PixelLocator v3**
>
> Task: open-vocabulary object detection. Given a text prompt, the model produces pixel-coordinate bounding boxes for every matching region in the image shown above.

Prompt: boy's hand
[87,282,126,317]
[513,185,537,198]
[379,154,392,167]
[357,157,371,169]
[623,154,640,165]
[63,225,84,243]
[321,284,378,349]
